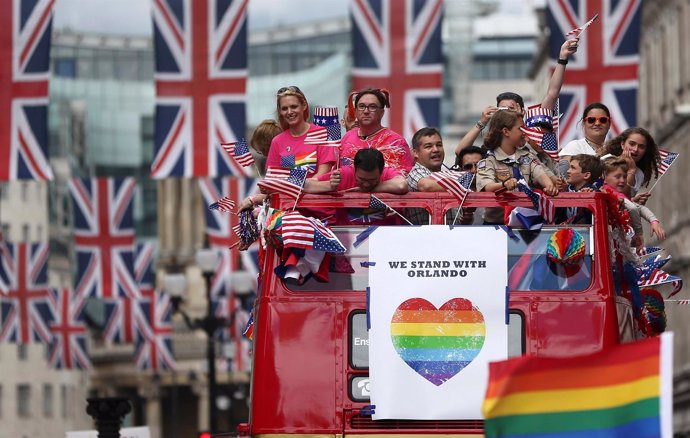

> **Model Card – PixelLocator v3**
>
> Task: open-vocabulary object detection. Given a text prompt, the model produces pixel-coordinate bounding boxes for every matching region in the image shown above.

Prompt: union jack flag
[151,0,250,178]
[103,242,157,344]
[47,288,90,369]
[351,0,443,140]
[0,0,55,180]
[657,149,679,177]
[134,291,176,371]
[548,0,641,144]
[212,293,252,372]
[69,177,138,300]
[0,242,53,344]
[199,177,260,298]
[517,179,556,224]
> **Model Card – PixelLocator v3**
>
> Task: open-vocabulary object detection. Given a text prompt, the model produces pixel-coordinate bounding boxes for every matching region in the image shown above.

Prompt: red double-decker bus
[240,191,635,438]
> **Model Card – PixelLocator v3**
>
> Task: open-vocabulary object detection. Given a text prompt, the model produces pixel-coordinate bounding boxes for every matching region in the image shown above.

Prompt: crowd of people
[238,34,666,254]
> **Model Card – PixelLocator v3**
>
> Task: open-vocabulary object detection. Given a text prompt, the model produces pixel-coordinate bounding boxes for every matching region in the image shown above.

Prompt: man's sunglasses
[277,86,303,95]
[584,116,610,124]
[462,162,478,171]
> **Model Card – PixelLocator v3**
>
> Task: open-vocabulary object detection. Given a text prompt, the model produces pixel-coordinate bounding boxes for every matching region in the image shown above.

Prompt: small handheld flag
[221,139,255,168]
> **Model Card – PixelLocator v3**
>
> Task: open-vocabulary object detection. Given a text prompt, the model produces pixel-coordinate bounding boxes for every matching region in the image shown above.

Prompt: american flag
[208,196,236,212]
[657,149,679,177]
[199,177,260,298]
[0,0,55,180]
[281,211,346,253]
[134,291,176,371]
[257,167,308,199]
[151,0,250,178]
[304,126,340,147]
[428,171,473,202]
[637,255,672,282]
[69,177,138,300]
[638,269,683,296]
[565,13,599,38]
[221,139,255,168]
[0,242,53,344]
[519,127,560,160]
[313,106,342,140]
[47,288,91,369]
[351,0,443,140]
[368,195,397,218]
[517,179,556,224]
[548,1,641,144]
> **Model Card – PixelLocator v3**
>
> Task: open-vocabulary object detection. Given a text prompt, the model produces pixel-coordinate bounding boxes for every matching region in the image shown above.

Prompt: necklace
[358,126,384,140]
[585,137,603,150]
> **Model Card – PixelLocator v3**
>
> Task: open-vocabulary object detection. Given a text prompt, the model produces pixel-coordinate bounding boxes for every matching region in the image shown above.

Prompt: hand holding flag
[565,13,599,38]
[516,179,555,224]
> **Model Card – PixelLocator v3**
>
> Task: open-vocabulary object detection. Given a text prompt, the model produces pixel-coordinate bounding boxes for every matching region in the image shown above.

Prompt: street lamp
[164,251,254,436]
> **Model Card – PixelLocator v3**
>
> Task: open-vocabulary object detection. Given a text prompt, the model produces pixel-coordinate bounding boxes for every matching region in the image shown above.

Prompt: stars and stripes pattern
[637,255,671,282]
[524,105,554,129]
[547,0,641,144]
[134,291,176,370]
[517,179,556,224]
[257,167,308,199]
[313,106,342,141]
[428,171,473,202]
[221,139,255,168]
[657,149,679,177]
[638,269,683,297]
[0,242,53,344]
[351,0,443,140]
[0,0,55,180]
[368,195,397,218]
[151,0,250,178]
[519,126,559,159]
[281,211,346,253]
[47,288,90,369]
[69,177,138,300]
[199,177,260,298]
[208,196,236,213]
[304,126,340,147]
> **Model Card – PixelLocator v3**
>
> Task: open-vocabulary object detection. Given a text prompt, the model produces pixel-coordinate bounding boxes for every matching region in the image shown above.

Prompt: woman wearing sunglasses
[599,127,660,204]
[558,102,612,159]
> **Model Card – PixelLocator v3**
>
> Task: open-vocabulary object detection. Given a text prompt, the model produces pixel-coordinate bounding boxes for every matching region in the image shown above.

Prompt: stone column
[139,383,162,438]
[192,378,210,432]
[85,397,131,438]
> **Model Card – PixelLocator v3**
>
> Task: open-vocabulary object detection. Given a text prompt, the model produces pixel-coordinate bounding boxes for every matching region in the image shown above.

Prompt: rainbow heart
[390,297,485,386]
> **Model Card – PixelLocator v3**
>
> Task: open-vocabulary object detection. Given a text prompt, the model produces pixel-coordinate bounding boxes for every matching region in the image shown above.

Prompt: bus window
[283,227,370,292]
[508,226,593,292]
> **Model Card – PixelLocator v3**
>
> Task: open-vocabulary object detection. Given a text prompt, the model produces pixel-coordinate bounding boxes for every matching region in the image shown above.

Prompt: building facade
[639,1,690,435]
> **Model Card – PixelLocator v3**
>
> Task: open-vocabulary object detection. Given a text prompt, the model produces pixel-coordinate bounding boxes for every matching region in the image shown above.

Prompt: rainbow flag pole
[483,333,673,438]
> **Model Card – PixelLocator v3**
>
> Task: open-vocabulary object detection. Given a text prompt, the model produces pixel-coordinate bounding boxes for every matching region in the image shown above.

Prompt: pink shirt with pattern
[266,124,337,177]
[339,127,413,176]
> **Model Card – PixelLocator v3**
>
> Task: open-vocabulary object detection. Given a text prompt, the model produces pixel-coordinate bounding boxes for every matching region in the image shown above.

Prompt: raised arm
[454,105,498,155]
[541,38,579,111]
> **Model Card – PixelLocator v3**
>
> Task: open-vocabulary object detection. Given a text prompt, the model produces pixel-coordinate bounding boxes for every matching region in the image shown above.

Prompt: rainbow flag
[483,334,673,438]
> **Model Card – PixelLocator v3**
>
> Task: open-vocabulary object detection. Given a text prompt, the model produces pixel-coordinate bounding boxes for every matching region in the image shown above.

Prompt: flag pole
[390,208,414,226]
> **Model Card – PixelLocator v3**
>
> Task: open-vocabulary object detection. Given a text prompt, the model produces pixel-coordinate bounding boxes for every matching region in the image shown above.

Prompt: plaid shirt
[405,162,471,225]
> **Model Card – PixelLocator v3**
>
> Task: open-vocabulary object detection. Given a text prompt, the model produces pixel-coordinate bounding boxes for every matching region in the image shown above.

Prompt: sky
[53,0,535,36]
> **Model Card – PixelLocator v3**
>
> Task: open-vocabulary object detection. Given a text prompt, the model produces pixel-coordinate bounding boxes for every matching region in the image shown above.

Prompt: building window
[0,183,6,200]
[22,224,30,242]
[36,224,43,241]
[18,344,28,360]
[54,58,77,78]
[1,223,9,241]
[61,385,68,418]
[17,384,31,418]
[21,182,29,201]
[43,384,53,418]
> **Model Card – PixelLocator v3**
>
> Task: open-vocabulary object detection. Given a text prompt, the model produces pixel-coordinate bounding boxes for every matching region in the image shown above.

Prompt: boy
[560,154,603,223]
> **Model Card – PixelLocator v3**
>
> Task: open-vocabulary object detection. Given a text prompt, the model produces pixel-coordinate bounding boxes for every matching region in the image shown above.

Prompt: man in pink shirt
[304,149,408,194]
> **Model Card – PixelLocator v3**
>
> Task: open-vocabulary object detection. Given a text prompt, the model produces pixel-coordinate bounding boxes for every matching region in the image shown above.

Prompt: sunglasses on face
[462,162,478,171]
[585,116,610,124]
[277,86,303,95]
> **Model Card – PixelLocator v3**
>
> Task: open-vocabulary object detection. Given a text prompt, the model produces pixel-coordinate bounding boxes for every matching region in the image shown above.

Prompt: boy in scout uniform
[476,109,559,224]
